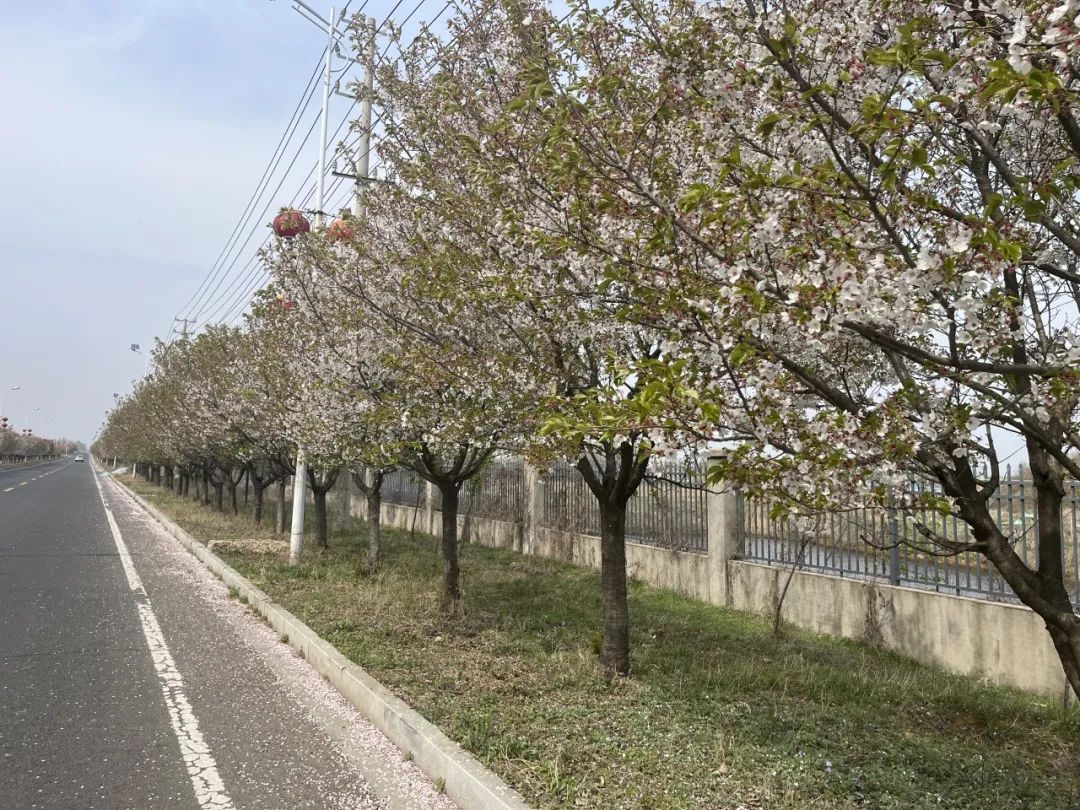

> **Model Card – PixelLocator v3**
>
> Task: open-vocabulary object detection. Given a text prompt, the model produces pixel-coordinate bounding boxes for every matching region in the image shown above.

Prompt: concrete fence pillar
[703,451,740,607]
[425,480,436,535]
[330,472,352,532]
[523,462,544,554]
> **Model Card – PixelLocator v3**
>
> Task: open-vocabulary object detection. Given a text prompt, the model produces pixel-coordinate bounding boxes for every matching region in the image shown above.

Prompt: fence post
[523,462,544,555]
[888,500,901,586]
[331,471,353,532]
[425,480,436,536]
[703,451,739,607]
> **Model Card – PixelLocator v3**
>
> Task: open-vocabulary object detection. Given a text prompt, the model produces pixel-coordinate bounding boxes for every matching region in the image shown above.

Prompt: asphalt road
[0,459,455,810]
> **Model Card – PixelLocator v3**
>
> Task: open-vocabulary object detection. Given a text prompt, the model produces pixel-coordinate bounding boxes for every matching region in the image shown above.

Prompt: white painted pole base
[289,448,308,564]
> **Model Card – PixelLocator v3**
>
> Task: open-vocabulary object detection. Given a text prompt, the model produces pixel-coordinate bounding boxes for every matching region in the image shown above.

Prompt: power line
[171,0,378,340]
[197,0,491,328]
[172,53,326,339]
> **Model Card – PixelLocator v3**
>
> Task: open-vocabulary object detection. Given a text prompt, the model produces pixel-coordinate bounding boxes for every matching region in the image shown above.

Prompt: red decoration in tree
[272,209,311,238]
[326,217,356,242]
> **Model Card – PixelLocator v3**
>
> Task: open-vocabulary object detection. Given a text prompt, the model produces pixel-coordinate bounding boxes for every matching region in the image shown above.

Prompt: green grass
[125,477,1080,809]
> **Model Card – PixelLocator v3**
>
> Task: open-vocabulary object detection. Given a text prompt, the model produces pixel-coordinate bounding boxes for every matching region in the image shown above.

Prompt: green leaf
[757,112,784,139]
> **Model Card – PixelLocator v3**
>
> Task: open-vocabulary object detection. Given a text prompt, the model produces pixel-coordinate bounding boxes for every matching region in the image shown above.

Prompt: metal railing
[627,458,709,553]
[460,456,526,522]
[540,460,601,536]
[380,468,427,508]
[738,468,1080,604]
[539,457,709,553]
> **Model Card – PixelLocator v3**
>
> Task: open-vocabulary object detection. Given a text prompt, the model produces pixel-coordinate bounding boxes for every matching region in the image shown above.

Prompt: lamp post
[0,385,20,418]
[24,407,39,439]
[130,344,150,376]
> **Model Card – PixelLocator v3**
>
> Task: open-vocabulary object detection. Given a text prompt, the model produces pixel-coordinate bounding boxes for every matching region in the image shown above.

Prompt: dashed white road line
[91,469,234,809]
[2,487,12,493]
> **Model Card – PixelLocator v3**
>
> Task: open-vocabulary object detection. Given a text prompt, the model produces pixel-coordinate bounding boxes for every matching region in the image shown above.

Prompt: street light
[130,343,150,376]
[1,385,20,418]
[24,407,39,435]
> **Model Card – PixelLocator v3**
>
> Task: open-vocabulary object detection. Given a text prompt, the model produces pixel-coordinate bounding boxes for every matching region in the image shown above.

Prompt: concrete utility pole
[353,15,376,217]
[174,317,195,339]
[283,2,374,563]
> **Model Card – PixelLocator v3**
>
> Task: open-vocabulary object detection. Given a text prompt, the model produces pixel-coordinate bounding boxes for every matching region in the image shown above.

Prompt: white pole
[353,15,376,217]
[315,5,336,225]
[289,3,336,563]
[289,451,308,563]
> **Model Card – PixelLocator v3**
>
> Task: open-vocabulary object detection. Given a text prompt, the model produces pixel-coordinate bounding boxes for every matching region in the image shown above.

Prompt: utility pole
[284,1,365,563]
[353,15,376,217]
[174,317,195,339]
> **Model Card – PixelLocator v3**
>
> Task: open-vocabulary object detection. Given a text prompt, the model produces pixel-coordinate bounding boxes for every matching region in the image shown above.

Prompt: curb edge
[109,473,533,810]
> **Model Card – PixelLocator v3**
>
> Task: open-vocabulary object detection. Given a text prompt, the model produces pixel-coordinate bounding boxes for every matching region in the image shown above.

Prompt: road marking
[91,469,234,809]
[18,482,27,486]
[3,487,12,492]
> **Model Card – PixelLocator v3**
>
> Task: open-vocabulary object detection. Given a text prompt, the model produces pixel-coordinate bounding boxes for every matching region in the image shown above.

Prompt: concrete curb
[110,476,533,810]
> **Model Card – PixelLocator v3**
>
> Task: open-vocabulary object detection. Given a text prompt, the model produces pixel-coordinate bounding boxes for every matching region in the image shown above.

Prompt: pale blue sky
[0,0,397,443]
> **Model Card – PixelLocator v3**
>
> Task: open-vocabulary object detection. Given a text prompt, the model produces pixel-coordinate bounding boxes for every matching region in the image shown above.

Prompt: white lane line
[2,487,12,493]
[18,482,27,486]
[91,470,234,809]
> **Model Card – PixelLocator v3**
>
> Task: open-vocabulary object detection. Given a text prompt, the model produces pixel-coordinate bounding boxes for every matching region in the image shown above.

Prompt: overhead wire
[172,0,371,338]
[170,53,325,341]
[201,0,486,327]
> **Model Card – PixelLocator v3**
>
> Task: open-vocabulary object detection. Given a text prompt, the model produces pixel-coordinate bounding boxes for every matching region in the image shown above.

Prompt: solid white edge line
[91,467,235,809]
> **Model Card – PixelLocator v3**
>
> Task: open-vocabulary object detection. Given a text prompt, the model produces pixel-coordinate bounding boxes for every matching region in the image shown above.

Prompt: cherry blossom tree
[497,0,1080,693]
[334,0,674,675]
[266,201,521,609]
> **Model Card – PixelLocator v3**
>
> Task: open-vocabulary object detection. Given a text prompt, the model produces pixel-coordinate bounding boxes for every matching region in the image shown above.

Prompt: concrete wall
[728,561,1072,701]
[351,470,1073,701]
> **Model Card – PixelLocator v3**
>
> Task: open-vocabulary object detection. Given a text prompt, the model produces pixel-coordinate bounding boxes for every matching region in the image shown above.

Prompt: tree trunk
[439,483,462,612]
[574,441,648,680]
[313,489,329,549]
[599,499,631,678]
[352,470,384,574]
[275,478,287,534]
[940,451,1080,701]
[252,482,266,526]
[200,471,211,506]
[228,482,239,516]
[366,488,382,573]
[214,481,224,512]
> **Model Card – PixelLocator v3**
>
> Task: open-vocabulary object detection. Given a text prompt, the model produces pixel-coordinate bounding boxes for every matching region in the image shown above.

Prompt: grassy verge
[125,477,1080,810]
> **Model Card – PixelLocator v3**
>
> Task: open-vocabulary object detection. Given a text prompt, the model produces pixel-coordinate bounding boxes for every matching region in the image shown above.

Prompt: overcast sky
[0,0,385,444]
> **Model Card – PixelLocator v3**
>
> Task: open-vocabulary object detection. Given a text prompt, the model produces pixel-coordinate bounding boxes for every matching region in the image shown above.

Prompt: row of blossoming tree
[95,0,1080,691]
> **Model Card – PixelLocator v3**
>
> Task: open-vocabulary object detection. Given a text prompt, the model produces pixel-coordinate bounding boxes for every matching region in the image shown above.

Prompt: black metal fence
[627,458,709,552]
[380,468,427,508]
[738,467,1080,604]
[460,457,526,522]
[378,455,711,553]
[541,460,602,537]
